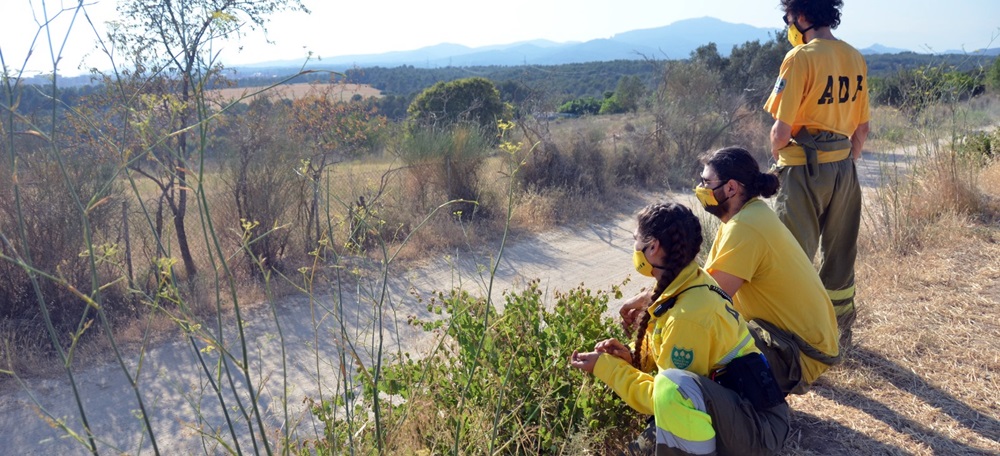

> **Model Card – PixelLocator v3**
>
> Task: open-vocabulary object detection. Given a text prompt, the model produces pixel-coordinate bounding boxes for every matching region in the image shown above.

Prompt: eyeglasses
[782,14,789,25]
[698,176,723,187]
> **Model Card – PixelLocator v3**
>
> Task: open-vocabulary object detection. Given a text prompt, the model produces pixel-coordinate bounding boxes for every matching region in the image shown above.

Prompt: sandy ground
[0,147,909,454]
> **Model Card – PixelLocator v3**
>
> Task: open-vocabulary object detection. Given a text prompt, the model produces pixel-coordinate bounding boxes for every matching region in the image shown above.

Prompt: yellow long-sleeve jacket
[592,262,759,416]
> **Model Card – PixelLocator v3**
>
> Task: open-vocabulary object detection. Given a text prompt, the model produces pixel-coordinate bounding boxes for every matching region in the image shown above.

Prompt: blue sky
[2,0,998,76]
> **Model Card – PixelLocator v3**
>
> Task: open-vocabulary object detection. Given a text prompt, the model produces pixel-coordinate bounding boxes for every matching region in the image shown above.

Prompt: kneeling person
[698,146,841,394]
[572,202,788,455]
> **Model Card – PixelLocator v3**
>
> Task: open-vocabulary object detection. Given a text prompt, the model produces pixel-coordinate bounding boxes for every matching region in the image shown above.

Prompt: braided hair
[631,202,703,369]
[700,146,781,206]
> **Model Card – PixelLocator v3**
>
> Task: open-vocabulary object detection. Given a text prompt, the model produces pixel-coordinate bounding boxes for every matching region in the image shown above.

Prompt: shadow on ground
[785,346,998,455]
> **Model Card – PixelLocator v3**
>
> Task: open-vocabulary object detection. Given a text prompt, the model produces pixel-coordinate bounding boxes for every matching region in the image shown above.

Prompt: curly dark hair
[780,0,843,29]
[699,146,780,205]
[630,202,703,369]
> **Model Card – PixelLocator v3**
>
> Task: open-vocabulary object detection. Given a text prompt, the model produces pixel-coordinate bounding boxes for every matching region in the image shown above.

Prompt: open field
[209,82,383,103]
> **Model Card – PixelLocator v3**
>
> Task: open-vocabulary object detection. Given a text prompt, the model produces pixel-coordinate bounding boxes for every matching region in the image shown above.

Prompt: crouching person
[697,147,842,394]
[570,202,788,456]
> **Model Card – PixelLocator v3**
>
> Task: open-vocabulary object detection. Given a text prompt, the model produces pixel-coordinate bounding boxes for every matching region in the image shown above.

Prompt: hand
[569,350,601,374]
[595,338,633,364]
[619,291,651,332]
[772,149,780,161]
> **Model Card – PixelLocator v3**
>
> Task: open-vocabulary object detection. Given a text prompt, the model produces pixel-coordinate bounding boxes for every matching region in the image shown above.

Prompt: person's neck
[719,197,752,224]
[805,26,836,42]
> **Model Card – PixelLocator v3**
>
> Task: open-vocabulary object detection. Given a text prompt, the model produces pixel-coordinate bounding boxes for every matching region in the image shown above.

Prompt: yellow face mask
[787,23,806,47]
[633,249,655,277]
[694,185,720,207]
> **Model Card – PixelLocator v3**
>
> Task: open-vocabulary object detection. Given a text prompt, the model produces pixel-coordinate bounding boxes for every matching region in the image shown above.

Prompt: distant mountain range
[239,17,999,73]
[20,17,1000,86]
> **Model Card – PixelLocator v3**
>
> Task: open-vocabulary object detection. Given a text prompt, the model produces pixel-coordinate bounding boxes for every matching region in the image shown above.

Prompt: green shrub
[557,97,601,116]
[309,281,641,454]
[956,128,998,166]
[407,77,507,138]
[599,96,625,115]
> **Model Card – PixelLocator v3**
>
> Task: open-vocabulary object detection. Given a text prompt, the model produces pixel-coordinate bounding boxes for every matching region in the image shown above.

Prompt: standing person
[697,146,841,395]
[765,0,870,345]
[571,203,788,456]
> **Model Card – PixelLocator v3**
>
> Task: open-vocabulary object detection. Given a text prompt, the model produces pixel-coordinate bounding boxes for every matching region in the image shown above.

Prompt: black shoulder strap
[652,284,733,317]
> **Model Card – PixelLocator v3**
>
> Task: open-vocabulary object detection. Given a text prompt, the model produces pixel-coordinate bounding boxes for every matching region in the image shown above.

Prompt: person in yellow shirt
[697,146,841,394]
[571,202,788,456]
[765,0,870,346]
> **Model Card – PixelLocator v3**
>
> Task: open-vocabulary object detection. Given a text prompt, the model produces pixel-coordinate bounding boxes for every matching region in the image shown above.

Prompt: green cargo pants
[774,157,862,345]
[622,369,789,456]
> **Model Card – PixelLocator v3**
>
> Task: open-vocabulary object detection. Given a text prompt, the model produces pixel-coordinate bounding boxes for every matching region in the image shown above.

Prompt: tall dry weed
[861,135,991,255]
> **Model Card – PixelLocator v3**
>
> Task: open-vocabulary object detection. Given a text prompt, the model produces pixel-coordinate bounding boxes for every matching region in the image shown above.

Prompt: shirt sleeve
[591,317,716,416]
[773,53,807,126]
[704,220,766,283]
[654,318,713,375]
[593,354,656,415]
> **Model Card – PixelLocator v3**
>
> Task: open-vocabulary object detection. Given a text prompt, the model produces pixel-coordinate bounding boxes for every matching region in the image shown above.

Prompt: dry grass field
[777,159,1000,455]
[209,81,383,103]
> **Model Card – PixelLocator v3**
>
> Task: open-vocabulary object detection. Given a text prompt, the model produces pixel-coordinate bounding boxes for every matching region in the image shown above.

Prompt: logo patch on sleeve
[670,346,694,369]
[773,78,786,94]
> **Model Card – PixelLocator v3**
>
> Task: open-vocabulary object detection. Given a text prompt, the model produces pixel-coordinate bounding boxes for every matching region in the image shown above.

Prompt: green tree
[691,42,727,73]
[407,77,507,135]
[108,0,307,277]
[984,56,1000,92]
[722,36,790,107]
[599,95,625,115]
[289,86,387,252]
[614,74,646,113]
[653,60,752,183]
[557,96,601,116]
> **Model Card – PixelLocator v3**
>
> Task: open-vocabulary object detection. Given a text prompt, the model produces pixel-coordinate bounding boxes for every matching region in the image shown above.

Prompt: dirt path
[0,146,914,454]
[0,192,674,454]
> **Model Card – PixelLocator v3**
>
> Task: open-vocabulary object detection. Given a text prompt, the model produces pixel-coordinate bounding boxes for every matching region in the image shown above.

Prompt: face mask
[787,23,805,47]
[694,181,729,207]
[786,18,815,47]
[695,183,732,218]
[633,248,660,277]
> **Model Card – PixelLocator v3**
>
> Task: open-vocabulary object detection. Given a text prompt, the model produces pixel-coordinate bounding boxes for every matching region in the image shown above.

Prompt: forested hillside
[10,44,998,122]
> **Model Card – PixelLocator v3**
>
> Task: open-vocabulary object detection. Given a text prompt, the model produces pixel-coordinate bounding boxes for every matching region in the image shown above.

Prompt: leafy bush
[309,281,641,454]
[870,65,986,118]
[407,77,508,138]
[599,96,626,115]
[557,97,601,116]
[956,127,998,166]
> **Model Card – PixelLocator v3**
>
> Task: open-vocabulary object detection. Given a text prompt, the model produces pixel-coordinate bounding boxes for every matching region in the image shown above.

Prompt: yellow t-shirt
[763,39,871,166]
[593,262,758,416]
[703,199,839,385]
